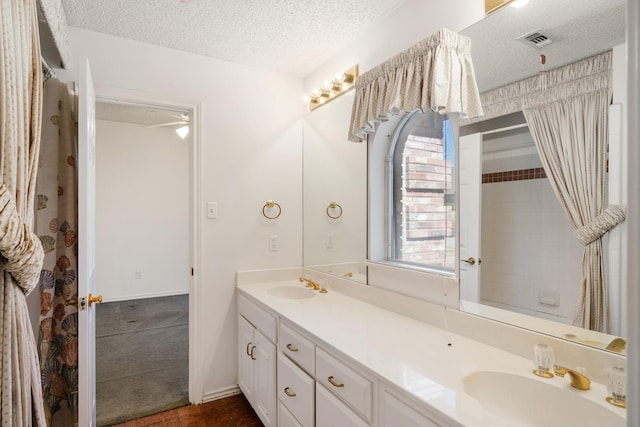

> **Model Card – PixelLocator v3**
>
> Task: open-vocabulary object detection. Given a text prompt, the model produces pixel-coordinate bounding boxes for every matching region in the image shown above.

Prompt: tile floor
[112,393,263,426]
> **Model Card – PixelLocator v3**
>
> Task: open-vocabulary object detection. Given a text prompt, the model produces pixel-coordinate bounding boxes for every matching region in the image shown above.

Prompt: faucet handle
[606,366,626,408]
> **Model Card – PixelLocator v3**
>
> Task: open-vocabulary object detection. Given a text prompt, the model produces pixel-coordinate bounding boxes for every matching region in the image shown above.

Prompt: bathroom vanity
[236,271,626,427]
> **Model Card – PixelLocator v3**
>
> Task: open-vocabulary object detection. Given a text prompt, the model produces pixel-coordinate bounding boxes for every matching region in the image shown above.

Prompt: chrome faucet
[299,277,321,290]
[553,365,591,390]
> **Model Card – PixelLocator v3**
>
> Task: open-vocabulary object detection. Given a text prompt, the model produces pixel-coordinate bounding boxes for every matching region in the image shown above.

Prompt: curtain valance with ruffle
[348,28,484,142]
[462,51,612,124]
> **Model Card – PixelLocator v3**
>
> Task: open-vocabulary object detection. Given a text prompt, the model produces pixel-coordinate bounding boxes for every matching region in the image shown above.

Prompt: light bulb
[176,125,189,139]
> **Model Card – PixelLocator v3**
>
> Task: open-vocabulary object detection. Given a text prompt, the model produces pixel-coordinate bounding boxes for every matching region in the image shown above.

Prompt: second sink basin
[462,371,624,427]
[267,286,316,300]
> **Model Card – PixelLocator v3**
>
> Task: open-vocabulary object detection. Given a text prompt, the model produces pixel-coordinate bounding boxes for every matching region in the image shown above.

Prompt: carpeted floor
[96,294,189,426]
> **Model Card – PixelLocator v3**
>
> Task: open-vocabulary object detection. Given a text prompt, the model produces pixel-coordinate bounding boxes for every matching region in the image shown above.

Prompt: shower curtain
[36,78,78,426]
[0,0,47,425]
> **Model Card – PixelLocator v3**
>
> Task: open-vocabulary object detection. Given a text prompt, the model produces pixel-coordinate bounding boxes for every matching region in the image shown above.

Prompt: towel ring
[262,200,282,219]
[326,202,342,219]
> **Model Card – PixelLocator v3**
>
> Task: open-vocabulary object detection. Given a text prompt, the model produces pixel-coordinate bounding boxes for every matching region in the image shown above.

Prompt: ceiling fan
[145,113,190,139]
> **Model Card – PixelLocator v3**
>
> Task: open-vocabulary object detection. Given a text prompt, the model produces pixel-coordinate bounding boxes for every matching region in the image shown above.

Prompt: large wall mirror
[302,92,367,284]
[458,0,626,353]
[302,0,627,354]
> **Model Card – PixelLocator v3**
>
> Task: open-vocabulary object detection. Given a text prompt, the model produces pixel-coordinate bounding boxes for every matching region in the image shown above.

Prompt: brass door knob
[462,257,480,265]
[88,293,103,307]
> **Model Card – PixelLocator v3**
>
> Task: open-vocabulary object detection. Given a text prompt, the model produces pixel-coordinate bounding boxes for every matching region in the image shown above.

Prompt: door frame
[94,86,204,404]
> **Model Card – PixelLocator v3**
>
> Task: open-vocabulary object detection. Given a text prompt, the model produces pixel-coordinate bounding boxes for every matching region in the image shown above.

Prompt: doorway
[93,100,193,425]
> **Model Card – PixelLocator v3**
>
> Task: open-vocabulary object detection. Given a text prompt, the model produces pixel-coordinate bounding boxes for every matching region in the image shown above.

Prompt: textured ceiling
[462,0,625,92]
[61,0,407,76]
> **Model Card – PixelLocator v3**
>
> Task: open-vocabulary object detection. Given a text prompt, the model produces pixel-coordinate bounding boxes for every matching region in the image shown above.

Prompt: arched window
[387,109,456,272]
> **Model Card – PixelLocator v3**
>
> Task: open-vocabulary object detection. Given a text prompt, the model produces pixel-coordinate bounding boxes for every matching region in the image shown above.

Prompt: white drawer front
[380,390,439,427]
[277,352,315,426]
[315,348,373,423]
[278,401,303,427]
[238,294,277,342]
[316,382,369,427]
[279,322,315,375]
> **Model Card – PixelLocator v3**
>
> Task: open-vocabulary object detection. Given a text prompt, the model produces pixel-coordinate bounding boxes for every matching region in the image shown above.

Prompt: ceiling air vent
[517,30,552,48]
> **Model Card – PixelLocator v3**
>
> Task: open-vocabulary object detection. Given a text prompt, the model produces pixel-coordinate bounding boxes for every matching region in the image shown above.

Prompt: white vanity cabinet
[237,289,449,427]
[237,295,278,427]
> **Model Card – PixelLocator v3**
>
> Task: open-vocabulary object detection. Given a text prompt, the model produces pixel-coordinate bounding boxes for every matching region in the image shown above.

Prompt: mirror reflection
[302,0,627,354]
[302,92,367,283]
[459,0,626,352]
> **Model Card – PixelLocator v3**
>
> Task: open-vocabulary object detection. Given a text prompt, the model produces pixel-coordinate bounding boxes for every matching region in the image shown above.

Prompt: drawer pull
[250,345,257,360]
[327,376,344,388]
[286,343,299,352]
[246,342,253,356]
[284,387,297,397]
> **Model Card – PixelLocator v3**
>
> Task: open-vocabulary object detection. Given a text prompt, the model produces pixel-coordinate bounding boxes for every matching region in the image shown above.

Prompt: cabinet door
[380,390,439,427]
[316,383,369,427]
[238,316,255,400]
[254,329,277,427]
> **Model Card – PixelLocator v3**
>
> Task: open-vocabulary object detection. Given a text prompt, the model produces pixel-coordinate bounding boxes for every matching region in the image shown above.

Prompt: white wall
[95,119,190,301]
[54,27,303,399]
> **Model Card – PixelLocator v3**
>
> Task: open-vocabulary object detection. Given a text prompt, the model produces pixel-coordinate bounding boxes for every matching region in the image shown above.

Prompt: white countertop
[237,280,626,427]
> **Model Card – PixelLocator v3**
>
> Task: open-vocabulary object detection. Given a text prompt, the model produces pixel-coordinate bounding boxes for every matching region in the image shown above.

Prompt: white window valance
[462,50,612,125]
[348,28,484,142]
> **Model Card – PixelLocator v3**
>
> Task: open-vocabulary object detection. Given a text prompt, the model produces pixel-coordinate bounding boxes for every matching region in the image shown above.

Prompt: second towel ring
[326,202,342,219]
[263,200,282,219]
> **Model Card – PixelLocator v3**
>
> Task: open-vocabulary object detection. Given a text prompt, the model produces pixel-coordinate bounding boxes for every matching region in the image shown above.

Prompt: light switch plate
[207,202,218,219]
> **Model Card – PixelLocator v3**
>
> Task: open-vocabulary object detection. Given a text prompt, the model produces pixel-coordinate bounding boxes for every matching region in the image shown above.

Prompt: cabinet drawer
[380,389,439,427]
[278,352,315,427]
[238,294,277,342]
[316,382,369,427]
[315,348,373,423]
[278,401,303,427]
[279,322,315,375]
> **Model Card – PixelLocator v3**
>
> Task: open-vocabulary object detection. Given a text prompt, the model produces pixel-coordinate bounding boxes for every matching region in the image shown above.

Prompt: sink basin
[463,371,624,427]
[267,286,316,299]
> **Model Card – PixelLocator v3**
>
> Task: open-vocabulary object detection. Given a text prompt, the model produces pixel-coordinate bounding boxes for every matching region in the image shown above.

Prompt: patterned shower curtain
[36,78,78,426]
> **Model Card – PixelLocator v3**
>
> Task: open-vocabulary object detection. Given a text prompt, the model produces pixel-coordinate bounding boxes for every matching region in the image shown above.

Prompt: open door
[78,56,101,427]
[459,133,482,302]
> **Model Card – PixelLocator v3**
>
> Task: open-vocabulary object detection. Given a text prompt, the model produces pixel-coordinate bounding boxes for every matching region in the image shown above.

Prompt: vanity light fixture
[510,0,530,8]
[304,65,358,111]
[175,125,189,139]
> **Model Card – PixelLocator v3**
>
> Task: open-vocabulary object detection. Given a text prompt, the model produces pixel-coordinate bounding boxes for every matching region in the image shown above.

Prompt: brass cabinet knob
[284,387,296,397]
[286,343,299,352]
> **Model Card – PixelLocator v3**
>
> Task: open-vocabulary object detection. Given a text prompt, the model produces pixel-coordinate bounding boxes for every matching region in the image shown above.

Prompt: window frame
[384,109,457,277]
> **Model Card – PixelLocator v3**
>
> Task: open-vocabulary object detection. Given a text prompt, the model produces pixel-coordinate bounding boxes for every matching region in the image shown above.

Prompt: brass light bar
[306,65,359,111]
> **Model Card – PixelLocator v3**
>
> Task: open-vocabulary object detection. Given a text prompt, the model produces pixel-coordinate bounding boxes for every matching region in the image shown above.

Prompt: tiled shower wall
[480,169,583,324]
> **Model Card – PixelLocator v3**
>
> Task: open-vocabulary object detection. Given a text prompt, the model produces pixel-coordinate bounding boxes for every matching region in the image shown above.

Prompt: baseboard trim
[102,290,188,303]
[201,385,241,403]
